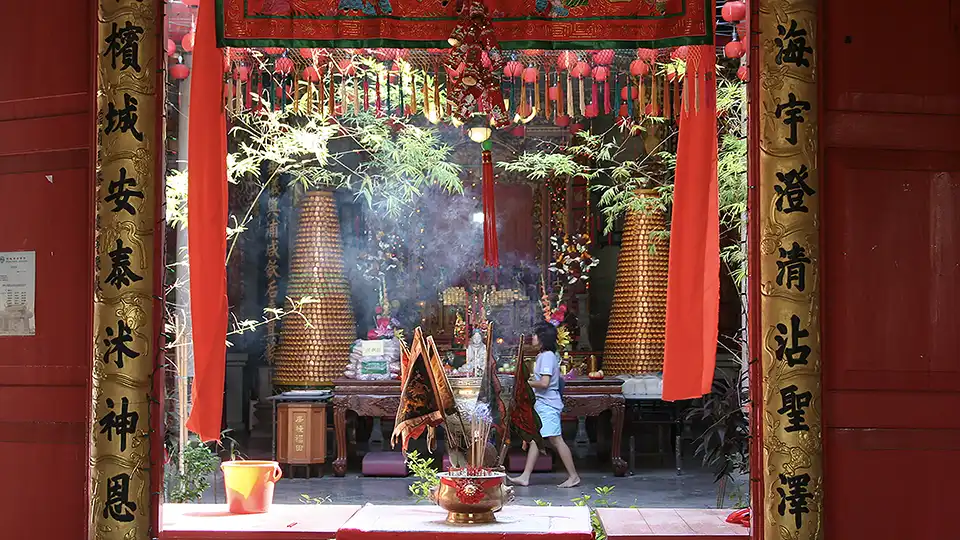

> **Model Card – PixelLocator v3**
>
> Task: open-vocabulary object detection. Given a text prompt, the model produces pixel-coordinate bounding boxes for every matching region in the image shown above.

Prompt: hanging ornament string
[445,0,508,126]
[481,140,500,267]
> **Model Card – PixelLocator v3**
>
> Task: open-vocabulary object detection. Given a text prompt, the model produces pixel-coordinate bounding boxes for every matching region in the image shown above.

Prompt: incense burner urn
[430,471,514,524]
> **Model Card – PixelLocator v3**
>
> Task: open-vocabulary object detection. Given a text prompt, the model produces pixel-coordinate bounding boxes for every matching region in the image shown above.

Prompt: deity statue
[464,330,487,377]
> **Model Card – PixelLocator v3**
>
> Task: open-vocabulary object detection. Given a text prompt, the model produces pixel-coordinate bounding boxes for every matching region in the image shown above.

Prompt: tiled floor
[195,459,747,509]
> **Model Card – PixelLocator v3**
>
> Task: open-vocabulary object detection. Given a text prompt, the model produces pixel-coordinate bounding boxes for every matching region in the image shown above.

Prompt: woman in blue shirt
[508,322,581,488]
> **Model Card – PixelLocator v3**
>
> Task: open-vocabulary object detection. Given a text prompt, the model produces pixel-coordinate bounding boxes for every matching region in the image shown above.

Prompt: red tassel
[481,148,499,267]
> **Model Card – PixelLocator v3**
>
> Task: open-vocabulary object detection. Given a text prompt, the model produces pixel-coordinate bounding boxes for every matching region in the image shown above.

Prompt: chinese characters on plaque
[0,251,36,336]
[92,1,157,538]
[761,7,821,538]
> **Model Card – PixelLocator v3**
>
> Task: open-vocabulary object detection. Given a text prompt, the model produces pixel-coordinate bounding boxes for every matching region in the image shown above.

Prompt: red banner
[216,0,713,49]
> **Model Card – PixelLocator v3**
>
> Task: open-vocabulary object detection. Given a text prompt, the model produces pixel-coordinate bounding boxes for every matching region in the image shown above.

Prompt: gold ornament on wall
[759,1,822,538]
[274,191,357,387]
[91,1,160,539]
[603,190,669,375]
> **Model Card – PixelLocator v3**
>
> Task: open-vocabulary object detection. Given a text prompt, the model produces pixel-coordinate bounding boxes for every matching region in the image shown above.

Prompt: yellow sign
[91,1,159,539]
[758,1,822,539]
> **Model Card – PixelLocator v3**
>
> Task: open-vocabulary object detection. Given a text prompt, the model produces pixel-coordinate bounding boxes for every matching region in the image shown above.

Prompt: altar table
[595,508,749,540]
[160,504,362,539]
[337,504,593,540]
[332,378,627,476]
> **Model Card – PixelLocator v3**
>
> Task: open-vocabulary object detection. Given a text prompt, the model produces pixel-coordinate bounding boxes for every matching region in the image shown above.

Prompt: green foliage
[406,450,441,503]
[300,493,333,504]
[230,108,463,219]
[166,439,220,503]
[684,369,750,499]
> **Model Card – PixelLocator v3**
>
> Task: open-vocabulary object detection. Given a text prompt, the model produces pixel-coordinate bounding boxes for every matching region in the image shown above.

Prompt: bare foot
[508,476,530,486]
[557,476,581,488]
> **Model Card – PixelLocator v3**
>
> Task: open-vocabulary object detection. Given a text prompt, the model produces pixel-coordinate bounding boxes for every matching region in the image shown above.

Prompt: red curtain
[186,0,228,442]
[662,45,719,401]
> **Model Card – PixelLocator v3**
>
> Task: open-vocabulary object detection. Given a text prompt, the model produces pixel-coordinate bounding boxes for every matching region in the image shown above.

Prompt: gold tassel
[307,81,313,114]
[328,63,335,116]
[638,76,645,117]
[578,76,586,117]
[433,72,440,120]
[566,72,574,118]
[662,71,670,118]
[423,73,430,118]
[294,73,301,114]
[683,74,689,115]
[534,76,541,119]
[409,71,417,115]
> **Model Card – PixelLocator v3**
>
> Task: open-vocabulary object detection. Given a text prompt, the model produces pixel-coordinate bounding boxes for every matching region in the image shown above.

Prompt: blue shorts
[535,401,562,438]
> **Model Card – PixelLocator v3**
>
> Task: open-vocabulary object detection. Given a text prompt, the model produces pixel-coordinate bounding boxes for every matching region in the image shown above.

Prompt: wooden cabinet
[276,402,327,475]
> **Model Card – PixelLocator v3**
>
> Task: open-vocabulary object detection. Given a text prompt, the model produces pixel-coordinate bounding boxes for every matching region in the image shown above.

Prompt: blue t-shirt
[533,351,564,411]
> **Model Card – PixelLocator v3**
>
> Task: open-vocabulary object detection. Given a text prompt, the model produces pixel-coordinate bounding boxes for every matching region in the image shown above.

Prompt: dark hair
[534,322,558,353]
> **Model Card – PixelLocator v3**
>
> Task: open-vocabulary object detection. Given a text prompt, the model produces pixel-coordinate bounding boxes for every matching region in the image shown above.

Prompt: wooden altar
[332,378,627,477]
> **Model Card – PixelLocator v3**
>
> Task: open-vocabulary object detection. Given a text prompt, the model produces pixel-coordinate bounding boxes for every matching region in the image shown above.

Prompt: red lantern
[592,49,615,66]
[302,66,320,83]
[228,48,248,62]
[548,86,559,101]
[338,59,356,76]
[235,65,251,82]
[620,86,639,100]
[504,61,523,78]
[522,66,539,83]
[299,48,325,61]
[591,66,609,81]
[671,46,689,61]
[166,38,177,57]
[737,65,749,82]
[181,32,195,53]
[557,51,578,71]
[724,41,746,59]
[184,0,200,5]
[629,59,649,77]
[569,123,584,134]
[263,47,285,55]
[721,1,747,22]
[275,57,295,75]
[636,48,657,63]
[554,114,570,127]
[170,62,190,80]
[585,103,599,118]
[571,61,590,78]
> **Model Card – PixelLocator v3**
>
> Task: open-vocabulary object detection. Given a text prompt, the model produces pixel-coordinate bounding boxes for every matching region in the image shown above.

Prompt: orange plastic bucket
[220,460,282,514]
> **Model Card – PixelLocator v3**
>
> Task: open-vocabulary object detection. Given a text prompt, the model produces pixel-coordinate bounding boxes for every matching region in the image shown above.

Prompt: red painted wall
[0,0,94,537]
[822,1,960,538]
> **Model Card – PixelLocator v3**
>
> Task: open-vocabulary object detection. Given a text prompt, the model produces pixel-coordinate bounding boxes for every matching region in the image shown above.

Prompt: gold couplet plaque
[91,1,160,539]
[758,0,822,539]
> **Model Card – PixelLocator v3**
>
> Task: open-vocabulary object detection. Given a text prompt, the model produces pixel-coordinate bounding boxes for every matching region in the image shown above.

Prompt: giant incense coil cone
[603,190,669,375]
[274,191,356,388]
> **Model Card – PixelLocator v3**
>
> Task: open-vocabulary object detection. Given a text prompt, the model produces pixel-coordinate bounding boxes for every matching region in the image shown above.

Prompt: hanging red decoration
[554,114,570,127]
[184,0,200,5]
[481,51,493,69]
[182,32,195,52]
[235,65,251,82]
[724,41,746,59]
[504,60,523,78]
[592,49,615,66]
[569,123,584,134]
[671,46,689,60]
[570,61,590,78]
[548,86,559,101]
[585,103,599,118]
[338,59,357,76]
[636,48,657,63]
[263,47,285,55]
[591,66,609,81]
[721,0,747,22]
[522,66,539,84]
[737,65,749,82]
[621,86,639,100]
[303,66,320,82]
[166,38,177,57]
[557,51,578,71]
[523,49,544,56]
[445,0,508,126]
[275,57,295,75]
[629,59,648,77]
[170,62,190,80]
[480,140,500,267]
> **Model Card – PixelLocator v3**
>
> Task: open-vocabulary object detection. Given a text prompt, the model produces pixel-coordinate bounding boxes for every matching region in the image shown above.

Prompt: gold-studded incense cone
[274,191,356,387]
[603,190,669,375]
